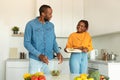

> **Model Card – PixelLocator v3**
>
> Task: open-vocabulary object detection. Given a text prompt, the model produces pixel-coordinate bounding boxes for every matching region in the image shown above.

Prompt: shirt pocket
[45,27,53,34]
[34,28,43,36]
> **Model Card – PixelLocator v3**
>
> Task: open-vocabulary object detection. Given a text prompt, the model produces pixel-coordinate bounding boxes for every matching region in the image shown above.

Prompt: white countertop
[6,58,29,62]
[6,58,70,62]
[45,74,79,80]
[89,59,120,64]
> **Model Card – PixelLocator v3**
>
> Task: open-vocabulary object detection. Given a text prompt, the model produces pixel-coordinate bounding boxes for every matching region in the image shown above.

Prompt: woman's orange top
[66,32,93,52]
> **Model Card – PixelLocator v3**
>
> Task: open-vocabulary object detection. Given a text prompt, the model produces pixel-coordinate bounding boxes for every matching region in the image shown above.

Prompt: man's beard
[44,18,49,22]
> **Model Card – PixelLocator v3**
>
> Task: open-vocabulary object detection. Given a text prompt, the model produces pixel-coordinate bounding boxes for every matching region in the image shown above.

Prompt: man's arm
[24,23,41,57]
[53,29,63,64]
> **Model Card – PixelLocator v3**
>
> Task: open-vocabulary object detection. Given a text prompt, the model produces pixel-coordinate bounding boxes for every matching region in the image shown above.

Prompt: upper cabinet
[35,0,84,37]
[84,0,120,36]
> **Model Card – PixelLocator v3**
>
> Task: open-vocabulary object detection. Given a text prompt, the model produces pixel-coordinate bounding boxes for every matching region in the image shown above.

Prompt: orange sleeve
[87,37,93,51]
[66,34,73,48]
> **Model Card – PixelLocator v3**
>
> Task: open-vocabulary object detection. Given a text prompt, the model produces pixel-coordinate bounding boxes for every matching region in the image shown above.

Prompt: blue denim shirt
[24,17,60,61]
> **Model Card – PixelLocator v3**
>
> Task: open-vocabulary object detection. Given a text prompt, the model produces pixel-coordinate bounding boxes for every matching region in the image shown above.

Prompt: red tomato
[38,75,46,80]
[31,75,39,80]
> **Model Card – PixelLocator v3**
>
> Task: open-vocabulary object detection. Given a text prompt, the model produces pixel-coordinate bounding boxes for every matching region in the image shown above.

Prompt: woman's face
[77,22,87,33]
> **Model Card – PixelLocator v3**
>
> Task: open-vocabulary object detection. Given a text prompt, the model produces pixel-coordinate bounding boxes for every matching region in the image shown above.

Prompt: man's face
[77,22,87,33]
[43,8,52,21]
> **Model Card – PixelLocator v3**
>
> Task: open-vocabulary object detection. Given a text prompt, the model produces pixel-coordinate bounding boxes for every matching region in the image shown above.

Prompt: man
[24,5,63,74]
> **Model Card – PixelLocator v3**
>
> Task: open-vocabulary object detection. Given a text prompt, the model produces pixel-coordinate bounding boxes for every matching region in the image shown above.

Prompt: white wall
[0,0,35,80]
[92,32,120,60]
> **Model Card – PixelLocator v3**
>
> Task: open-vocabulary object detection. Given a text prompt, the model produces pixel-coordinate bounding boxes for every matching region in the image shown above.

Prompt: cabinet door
[61,0,73,37]
[6,67,28,80]
[6,60,29,80]
[84,0,120,36]
[50,0,62,37]
[98,64,108,76]
[72,0,84,32]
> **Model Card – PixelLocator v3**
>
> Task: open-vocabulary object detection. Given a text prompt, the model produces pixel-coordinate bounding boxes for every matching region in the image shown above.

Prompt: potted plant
[12,26,19,34]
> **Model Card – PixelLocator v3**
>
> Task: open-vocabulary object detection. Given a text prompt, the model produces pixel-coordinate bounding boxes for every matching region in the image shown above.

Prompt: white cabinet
[36,0,84,37]
[6,59,29,80]
[84,0,120,36]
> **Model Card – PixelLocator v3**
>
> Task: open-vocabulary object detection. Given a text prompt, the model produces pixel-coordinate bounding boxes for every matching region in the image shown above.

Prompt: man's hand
[57,53,63,64]
[39,54,49,64]
[64,48,67,52]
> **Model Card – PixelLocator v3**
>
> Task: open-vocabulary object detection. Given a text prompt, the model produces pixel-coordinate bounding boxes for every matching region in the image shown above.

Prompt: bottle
[20,52,23,59]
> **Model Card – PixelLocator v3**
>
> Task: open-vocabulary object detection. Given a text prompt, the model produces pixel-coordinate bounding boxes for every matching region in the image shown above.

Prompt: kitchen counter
[6,58,69,61]
[89,59,120,64]
[6,58,29,62]
[45,74,79,80]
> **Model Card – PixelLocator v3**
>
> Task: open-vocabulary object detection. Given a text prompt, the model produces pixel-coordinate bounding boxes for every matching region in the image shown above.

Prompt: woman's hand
[82,47,89,53]
[74,46,83,50]
[75,46,88,53]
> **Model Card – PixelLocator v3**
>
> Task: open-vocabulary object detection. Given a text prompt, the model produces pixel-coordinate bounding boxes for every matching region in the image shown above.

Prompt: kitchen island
[45,74,79,80]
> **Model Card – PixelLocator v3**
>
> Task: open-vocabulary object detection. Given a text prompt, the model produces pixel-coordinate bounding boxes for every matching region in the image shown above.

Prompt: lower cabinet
[6,59,29,80]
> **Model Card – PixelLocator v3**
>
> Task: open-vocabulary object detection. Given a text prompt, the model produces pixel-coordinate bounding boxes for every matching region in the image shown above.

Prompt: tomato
[31,75,39,80]
[38,75,46,80]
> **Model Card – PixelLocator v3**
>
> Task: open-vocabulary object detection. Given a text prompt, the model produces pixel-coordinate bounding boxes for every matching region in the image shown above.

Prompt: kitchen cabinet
[36,0,84,37]
[89,60,120,80]
[6,59,29,80]
[84,0,120,36]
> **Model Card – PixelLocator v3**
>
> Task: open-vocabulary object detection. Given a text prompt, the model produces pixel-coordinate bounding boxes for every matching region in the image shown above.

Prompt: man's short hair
[39,5,51,15]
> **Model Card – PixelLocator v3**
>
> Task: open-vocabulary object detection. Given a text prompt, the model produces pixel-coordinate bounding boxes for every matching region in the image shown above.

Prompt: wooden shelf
[12,34,24,37]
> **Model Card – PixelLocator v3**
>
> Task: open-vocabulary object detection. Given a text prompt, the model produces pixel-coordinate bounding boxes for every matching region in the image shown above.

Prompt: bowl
[50,70,60,76]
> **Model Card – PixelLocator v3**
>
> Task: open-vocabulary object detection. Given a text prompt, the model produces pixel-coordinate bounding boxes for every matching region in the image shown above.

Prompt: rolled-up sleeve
[24,23,41,57]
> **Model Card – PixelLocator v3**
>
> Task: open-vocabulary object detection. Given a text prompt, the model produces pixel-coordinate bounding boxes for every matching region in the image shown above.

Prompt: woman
[65,20,93,74]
